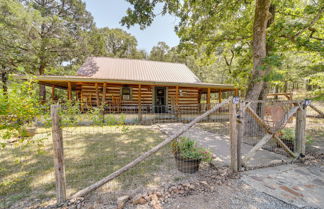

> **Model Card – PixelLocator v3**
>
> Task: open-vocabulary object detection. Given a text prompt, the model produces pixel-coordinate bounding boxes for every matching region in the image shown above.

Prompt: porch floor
[156,123,290,168]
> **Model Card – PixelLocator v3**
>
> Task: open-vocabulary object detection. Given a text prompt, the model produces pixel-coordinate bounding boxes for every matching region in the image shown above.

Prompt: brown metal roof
[77,57,202,83]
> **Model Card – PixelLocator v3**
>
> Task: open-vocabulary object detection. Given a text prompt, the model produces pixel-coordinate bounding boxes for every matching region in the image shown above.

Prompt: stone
[155,191,162,197]
[200,181,208,186]
[117,195,130,209]
[132,194,147,205]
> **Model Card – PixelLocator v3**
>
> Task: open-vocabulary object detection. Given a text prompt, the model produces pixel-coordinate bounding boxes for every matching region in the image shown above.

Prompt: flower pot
[174,154,201,174]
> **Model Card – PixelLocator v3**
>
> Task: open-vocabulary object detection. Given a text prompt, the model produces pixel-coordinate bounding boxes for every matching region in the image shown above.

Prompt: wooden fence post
[237,101,244,171]
[229,98,238,172]
[51,105,66,204]
[295,104,306,155]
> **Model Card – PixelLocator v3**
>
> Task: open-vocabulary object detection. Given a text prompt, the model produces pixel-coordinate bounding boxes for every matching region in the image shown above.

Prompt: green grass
[0,125,168,208]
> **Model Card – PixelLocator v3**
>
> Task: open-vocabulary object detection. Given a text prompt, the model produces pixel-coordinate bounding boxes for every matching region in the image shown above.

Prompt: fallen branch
[71,99,230,198]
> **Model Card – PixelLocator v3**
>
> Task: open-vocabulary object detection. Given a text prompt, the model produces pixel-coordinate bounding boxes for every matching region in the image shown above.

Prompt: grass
[0,125,169,208]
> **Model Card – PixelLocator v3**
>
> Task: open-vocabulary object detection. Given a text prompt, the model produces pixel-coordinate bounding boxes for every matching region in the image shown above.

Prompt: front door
[154,87,166,113]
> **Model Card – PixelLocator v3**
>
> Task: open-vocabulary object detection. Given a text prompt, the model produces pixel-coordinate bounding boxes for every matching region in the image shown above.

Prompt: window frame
[121,86,132,100]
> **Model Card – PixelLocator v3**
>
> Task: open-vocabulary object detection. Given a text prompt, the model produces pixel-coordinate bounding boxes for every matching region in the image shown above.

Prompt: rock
[132,194,147,205]
[117,195,130,209]
[200,181,208,186]
[150,194,162,209]
[156,191,162,197]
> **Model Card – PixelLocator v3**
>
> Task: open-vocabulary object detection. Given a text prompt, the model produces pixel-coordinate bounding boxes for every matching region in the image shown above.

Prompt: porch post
[218,90,222,103]
[138,84,142,121]
[175,86,179,105]
[102,83,107,106]
[234,88,239,96]
[207,88,211,110]
[80,90,84,112]
[67,82,72,101]
[95,83,99,107]
[52,85,55,102]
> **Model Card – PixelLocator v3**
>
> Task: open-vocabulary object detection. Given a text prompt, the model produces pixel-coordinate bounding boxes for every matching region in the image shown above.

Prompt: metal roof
[18,75,235,90]
[77,57,202,83]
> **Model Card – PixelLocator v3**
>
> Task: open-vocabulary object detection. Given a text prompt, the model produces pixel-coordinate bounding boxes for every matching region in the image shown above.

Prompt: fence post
[51,105,66,204]
[237,101,244,171]
[295,102,307,155]
[229,97,238,172]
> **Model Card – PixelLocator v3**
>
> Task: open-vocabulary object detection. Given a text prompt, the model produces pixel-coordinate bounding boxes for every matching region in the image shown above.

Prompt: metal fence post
[229,97,239,172]
[295,101,307,155]
[51,105,66,204]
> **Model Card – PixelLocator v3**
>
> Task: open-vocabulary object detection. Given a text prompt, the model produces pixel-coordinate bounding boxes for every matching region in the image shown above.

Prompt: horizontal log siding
[80,84,153,106]
[168,87,199,105]
[79,84,200,108]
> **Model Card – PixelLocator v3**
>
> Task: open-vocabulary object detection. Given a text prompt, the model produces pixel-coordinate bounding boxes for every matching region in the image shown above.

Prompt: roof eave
[15,75,236,90]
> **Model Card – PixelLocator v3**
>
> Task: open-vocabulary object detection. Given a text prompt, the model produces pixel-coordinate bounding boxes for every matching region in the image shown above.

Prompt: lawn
[0,125,171,208]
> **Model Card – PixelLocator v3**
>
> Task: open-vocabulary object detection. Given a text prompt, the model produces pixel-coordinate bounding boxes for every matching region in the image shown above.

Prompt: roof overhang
[16,75,237,92]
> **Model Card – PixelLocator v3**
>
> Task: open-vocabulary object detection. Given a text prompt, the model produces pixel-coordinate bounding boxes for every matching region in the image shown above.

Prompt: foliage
[121,0,323,96]
[171,137,212,162]
[0,78,42,147]
[279,128,313,144]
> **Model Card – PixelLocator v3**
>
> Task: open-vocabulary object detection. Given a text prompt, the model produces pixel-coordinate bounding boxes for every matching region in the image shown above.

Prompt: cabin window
[121,87,131,100]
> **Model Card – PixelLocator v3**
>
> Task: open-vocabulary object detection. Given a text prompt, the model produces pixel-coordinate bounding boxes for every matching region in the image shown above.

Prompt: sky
[83,0,180,53]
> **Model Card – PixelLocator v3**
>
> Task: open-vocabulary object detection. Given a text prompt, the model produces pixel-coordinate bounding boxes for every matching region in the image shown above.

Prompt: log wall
[77,83,200,108]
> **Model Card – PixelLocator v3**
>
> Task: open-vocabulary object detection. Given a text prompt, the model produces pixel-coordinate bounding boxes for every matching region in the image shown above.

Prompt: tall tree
[149,41,170,61]
[121,0,323,100]
[0,0,38,97]
[85,27,146,59]
[21,0,94,101]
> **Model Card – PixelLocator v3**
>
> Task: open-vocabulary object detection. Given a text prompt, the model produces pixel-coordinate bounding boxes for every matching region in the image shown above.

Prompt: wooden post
[234,89,239,96]
[175,86,179,105]
[237,101,244,170]
[51,105,66,204]
[207,88,211,109]
[52,85,55,102]
[138,84,142,121]
[67,82,72,101]
[295,105,306,155]
[95,83,99,107]
[80,90,84,112]
[229,99,238,172]
[218,90,222,103]
[102,83,107,106]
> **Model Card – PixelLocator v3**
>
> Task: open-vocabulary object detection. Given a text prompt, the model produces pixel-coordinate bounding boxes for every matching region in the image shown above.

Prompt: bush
[171,137,212,162]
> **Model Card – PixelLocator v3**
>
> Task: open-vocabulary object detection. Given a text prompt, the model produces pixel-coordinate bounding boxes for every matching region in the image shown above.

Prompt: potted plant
[171,137,212,173]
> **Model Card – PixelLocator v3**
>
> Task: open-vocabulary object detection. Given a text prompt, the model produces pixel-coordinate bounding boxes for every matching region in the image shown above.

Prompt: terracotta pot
[174,153,201,174]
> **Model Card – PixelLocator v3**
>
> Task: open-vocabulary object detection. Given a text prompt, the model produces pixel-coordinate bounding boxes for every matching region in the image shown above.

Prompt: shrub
[171,137,212,162]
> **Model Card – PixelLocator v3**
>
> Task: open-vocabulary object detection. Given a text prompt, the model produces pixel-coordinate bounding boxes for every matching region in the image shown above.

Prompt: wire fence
[1,100,323,209]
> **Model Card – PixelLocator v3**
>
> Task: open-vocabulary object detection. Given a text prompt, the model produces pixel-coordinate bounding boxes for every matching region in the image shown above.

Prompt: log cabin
[24,57,238,115]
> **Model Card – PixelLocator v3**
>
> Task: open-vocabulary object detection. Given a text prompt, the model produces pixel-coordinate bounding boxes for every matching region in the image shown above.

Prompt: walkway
[156,123,290,168]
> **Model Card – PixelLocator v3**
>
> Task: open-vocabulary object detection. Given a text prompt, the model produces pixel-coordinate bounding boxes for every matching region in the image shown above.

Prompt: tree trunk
[245,0,271,101]
[1,71,8,98]
[39,64,46,102]
[284,81,288,92]
[245,0,272,137]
